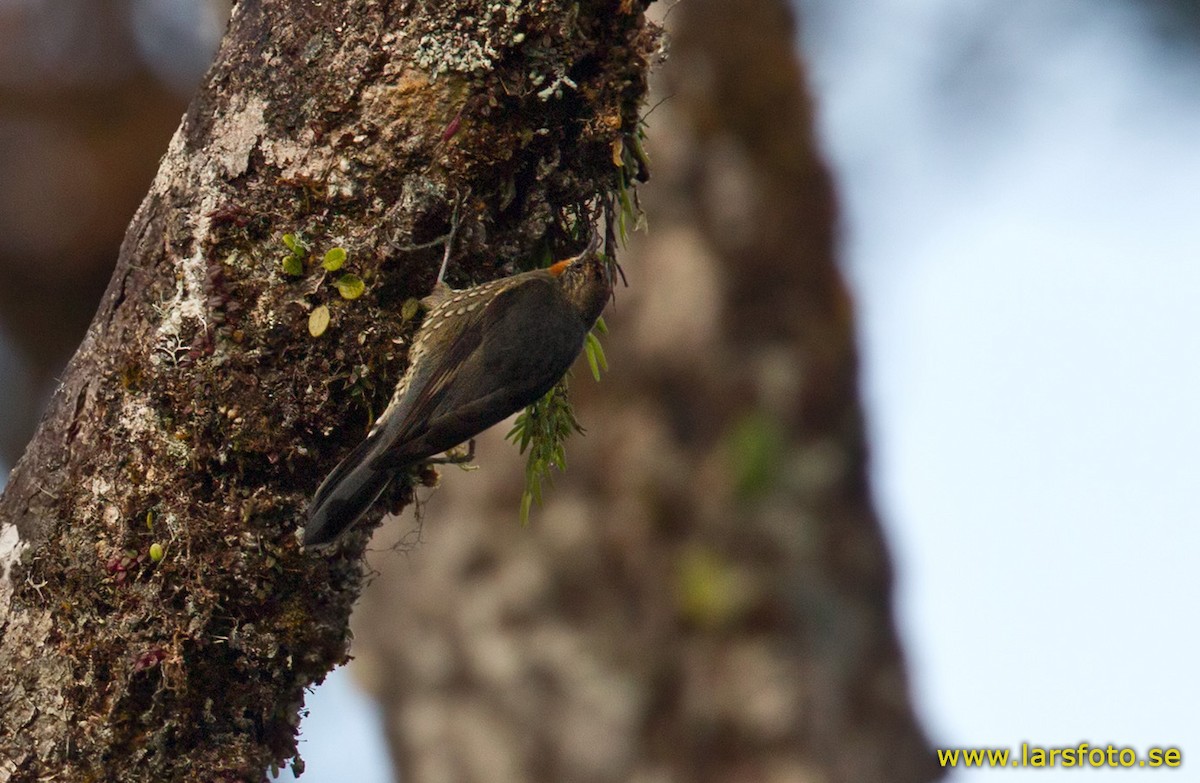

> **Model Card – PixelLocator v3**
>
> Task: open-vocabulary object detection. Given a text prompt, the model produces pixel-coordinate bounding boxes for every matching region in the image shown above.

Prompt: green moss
[727,409,786,501]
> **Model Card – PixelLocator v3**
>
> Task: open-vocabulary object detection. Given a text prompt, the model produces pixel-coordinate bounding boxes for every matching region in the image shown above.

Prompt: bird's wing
[370,276,582,470]
[366,308,489,466]
[304,282,501,543]
[367,278,534,468]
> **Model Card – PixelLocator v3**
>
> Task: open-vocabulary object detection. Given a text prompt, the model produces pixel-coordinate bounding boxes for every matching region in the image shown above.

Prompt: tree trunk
[0,1,659,779]
[352,1,940,782]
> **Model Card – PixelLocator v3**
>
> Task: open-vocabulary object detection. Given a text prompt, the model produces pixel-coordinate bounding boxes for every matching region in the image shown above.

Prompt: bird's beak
[549,230,603,277]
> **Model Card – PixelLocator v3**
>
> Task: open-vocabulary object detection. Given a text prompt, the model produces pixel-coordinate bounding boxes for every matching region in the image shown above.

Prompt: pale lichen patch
[265,129,332,185]
[149,125,189,196]
[119,396,191,465]
[152,248,210,368]
[91,476,114,499]
[406,1,528,78]
[210,94,269,180]
[0,523,28,625]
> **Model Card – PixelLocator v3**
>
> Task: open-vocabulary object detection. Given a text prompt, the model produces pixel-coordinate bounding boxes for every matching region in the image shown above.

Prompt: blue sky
[801,0,1200,778]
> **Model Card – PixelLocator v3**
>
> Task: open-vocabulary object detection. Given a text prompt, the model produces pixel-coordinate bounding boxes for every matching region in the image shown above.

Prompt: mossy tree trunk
[351,1,941,782]
[0,1,659,780]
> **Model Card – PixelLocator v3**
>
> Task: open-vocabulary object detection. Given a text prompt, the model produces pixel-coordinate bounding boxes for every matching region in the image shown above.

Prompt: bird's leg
[388,194,464,286]
[435,199,462,286]
[425,438,477,469]
[383,475,417,516]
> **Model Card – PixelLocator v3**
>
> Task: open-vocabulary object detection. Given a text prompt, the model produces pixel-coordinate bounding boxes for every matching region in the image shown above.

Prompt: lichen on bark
[0,1,661,780]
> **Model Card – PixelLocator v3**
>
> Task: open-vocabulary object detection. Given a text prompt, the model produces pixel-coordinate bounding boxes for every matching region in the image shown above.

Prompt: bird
[303,231,611,546]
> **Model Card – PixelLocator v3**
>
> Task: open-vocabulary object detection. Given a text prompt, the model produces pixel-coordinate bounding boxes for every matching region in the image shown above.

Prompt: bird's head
[549,231,612,325]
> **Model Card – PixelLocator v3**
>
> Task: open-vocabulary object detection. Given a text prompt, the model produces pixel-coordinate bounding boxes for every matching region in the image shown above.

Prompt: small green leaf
[401,297,421,322]
[592,336,607,372]
[308,305,331,337]
[282,255,303,276]
[335,274,365,300]
[584,331,608,381]
[727,410,785,500]
[282,233,300,252]
[519,490,533,526]
[615,177,631,243]
[322,247,347,271]
[505,380,584,525]
[149,543,165,563]
[584,337,600,382]
[676,546,740,628]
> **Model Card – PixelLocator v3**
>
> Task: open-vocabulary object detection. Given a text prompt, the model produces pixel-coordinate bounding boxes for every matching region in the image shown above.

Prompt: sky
[3,1,1197,780]
[798,0,1200,778]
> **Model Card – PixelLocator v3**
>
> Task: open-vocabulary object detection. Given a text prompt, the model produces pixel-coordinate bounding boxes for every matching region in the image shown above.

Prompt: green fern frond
[506,378,584,524]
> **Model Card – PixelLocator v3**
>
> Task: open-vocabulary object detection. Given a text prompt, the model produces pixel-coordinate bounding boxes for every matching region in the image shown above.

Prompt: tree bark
[0,1,659,780]
[352,1,940,782]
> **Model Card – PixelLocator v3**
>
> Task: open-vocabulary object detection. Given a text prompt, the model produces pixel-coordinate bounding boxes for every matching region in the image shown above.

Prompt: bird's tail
[303,434,393,545]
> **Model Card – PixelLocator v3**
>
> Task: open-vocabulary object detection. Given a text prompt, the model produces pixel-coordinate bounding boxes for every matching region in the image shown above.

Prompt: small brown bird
[303,233,611,545]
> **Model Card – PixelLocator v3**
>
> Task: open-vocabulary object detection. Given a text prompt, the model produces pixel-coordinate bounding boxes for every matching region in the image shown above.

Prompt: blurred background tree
[5,0,1199,781]
[349,0,935,780]
[0,0,228,464]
